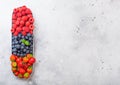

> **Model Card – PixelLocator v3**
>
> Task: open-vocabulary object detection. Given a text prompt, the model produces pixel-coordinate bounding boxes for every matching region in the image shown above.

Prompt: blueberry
[15,41,18,44]
[29,37,32,41]
[30,45,33,48]
[12,45,15,49]
[26,50,29,54]
[12,41,15,45]
[30,42,33,45]
[21,43,25,45]
[21,45,25,49]
[14,36,17,39]
[17,50,20,53]
[25,36,28,40]
[18,33,22,38]
[16,45,20,49]
[23,49,27,52]
[26,46,29,50]
[27,33,31,37]
[13,52,17,55]
[12,37,14,40]
[19,40,22,44]
[22,35,25,39]
[17,53,20,56]
[14,45,17,48]
[12,34,14,37]
[22,53,26,57]
[14,39,17,42]
[17,37,20,40]
[30,50,33,53]
[21,46,24,49]
[20,54,23,57]
[12,48,17,52]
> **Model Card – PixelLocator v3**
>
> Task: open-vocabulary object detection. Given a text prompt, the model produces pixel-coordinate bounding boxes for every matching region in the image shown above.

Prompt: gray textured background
[0,0,120,85]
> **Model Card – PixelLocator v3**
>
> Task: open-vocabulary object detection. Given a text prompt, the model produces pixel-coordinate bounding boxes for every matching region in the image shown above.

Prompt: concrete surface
[0,0,120,85]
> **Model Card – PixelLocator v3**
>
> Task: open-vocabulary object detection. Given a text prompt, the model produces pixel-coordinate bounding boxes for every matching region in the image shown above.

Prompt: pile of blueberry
[12,33,33,57]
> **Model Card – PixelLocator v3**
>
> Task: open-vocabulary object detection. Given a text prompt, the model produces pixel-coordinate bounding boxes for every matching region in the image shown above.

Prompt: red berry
[25,27,29,32]
[22,31,26,36]
[19,68,25,74]
[14,31,18,36]
[10,54,16,61]
[25,8,31,14]
[14,71,19,76]
[25,21,30,26]
[12,14,17,20]
[29,57,36,64]
[12,20,16,24]
[12,24,17,29]
[27,66,32,74]
[20,20,24,26]
[29,25,34,30]
[27,63,32,66]
[22,6,26,11]
[21,11,26,16]
[27,14,32,18]
[13,8,18,14]
[16,27,22,32]
[22,27,26,31]
[18,7,22,12]
[11,28,15,33]
[16,58,22,63]
[18,61,23,67]
[16,20,19,25]
[30,31,33,34]
[17,13,22,17]
[22,16,28,21]
[23,64,29,70]
[29,17,34,23]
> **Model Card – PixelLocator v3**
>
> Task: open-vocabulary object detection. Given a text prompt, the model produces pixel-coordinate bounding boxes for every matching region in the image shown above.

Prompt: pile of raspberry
[11,5,34,35]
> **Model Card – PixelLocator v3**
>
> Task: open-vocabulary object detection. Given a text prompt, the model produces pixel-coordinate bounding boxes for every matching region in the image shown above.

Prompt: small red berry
[16,27,22,32]
[27,14,32,18]
[13,8,18,14]
[22,31,26,36]
[20,20,24,26]
[17,13,22,17]
[12,20,16,24]
[29,17,34,23]
[18,61,23,68]
[12,24,17,29]
[25,8,31,14]
[29,57,36,64]
[15,20,19,25]
[14,31,18,36]
[17,17,21,21]
[21,11,26,16]
[25,21,30,27]
[22,16,28,21]
[19,68,25,74]
[29,25,34,30]
[30,31,33,34]
[22,6,26,11]
[11,28,15,33]
[14,71,19,76]
[25,27,29,32]
[12,14,17,20]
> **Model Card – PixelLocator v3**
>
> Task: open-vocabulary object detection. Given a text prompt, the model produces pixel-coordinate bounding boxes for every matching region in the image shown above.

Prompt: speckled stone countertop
[0,0,120,85]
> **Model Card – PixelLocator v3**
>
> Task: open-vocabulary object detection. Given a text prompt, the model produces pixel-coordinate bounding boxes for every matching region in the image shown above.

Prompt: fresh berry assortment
[10,6,36,79]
